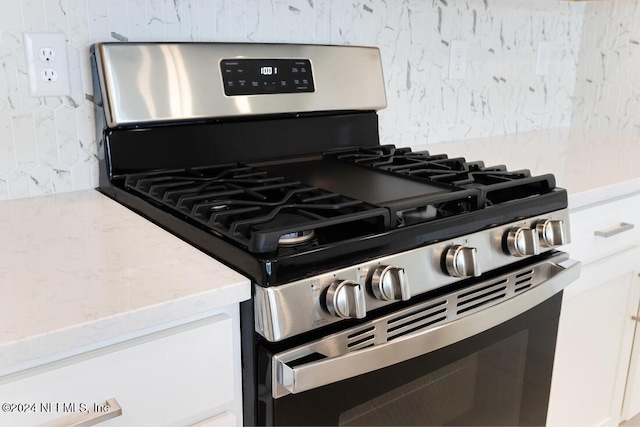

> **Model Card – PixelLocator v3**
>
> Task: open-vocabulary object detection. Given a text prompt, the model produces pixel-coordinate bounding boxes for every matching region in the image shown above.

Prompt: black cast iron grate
[123,163,390,253]
[327,145,556,206]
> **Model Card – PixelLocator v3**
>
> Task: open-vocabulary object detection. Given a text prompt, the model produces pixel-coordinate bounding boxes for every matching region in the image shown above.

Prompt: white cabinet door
[547,249,640,427]
[622,272,640,422]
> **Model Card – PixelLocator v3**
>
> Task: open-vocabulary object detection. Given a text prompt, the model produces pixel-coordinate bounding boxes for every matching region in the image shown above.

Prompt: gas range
[103,140,569,341]
[91,42,579,426]
[92,41,569,339]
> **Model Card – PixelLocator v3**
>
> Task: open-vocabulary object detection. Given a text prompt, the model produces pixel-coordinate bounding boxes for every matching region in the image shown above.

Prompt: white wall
[0,0,585,201]
[572,0,640,134]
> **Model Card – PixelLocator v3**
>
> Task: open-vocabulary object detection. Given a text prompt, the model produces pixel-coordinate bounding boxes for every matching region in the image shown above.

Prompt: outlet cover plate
[24,32,70,97]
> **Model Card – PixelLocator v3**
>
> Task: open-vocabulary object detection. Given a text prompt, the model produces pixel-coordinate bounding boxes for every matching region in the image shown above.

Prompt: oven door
[258,255,580,426]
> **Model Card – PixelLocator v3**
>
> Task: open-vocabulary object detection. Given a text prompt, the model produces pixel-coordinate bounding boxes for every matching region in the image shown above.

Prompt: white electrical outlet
[41,68,59,82]
[38,47,56,63]
[24,32,70,97]
[536,42,552,76]
[449,40,468,80]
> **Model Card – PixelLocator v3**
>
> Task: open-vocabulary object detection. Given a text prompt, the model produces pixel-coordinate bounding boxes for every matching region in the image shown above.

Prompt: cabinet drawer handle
[632,316,640,323]
[41,397,122,426]
[594,222,635,238]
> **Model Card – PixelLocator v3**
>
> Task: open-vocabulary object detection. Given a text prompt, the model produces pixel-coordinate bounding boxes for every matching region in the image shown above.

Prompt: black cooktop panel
[256,158,454,206]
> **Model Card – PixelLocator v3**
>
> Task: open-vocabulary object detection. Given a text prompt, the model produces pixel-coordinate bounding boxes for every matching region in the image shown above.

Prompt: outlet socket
[38,47,56,63]
[24,32,70,97]
[41,68,59,82]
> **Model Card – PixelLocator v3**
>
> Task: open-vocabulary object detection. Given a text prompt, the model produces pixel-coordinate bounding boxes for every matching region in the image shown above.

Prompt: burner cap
[278,229,315,246]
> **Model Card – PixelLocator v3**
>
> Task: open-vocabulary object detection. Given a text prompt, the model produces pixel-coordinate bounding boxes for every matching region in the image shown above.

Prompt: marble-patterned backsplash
[0,0,585,201]
[571,0,640,134]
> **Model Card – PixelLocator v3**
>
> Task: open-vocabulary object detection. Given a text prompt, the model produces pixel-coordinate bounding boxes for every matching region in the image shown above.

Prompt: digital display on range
[220,59,315,96]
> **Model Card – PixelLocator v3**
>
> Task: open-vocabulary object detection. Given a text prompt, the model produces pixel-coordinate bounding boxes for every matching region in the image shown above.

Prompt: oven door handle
[273,258,580,398]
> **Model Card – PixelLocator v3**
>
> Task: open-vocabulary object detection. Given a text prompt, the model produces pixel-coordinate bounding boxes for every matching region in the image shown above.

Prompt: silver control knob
[445,245,481,278]
[536,219,567,247]
[326,280,366,319]
[370,265,410,301]
[506,227,540,257]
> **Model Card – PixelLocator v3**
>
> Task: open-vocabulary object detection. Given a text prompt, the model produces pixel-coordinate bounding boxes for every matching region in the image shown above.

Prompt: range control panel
[220,58,315,96]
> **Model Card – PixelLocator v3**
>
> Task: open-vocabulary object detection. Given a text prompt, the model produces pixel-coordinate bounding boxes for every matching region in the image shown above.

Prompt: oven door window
[340,331,526,426]
[261,292,561,426]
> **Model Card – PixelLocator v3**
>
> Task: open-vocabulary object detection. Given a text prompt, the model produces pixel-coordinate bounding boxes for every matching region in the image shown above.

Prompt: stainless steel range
[91,42,580,426]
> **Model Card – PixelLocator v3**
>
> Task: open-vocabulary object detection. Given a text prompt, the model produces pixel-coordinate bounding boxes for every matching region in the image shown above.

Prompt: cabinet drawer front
[0,315,233,426]
[566,194,640,265]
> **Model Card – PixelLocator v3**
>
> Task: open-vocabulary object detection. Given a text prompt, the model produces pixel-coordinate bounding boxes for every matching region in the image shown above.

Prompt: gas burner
[210,203,229,211]
[278,230,316,246]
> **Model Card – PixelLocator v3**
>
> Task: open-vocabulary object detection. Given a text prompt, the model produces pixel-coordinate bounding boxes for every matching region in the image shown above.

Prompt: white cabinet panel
[192,411,237,426]
[622,273,640,422]
[0,315,234,426]
[565,194,640,265]
[548,253,640,426]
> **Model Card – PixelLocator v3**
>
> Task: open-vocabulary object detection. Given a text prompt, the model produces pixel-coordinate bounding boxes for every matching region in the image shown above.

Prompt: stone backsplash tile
[0,0,586,201]
[572,0,640,135]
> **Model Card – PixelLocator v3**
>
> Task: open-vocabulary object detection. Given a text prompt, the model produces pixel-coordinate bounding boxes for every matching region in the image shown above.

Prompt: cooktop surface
[256,158,457,205]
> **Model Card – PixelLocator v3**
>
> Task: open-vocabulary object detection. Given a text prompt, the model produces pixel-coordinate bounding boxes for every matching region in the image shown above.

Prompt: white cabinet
[547,193,640,427]
[565,195,640,265]
[0,306,242,426]
[547,249,640,426]
[623,272,640,421]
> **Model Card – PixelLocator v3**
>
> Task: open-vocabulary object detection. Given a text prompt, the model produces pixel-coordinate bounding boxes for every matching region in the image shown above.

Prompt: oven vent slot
[516,269,534,278]
[386,300,448,342]
[456,279,508,315]
[514,271,534,293]
[346,326,376,351]
[347,336,375,349]
[347,326,375,340]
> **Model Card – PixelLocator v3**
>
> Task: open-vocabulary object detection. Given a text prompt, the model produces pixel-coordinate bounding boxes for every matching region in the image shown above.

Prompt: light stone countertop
[0,189,250,376]
[417,127,640,210]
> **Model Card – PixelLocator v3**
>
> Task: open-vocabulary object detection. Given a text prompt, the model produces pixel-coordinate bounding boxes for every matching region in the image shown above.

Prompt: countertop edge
[568,178,640,211]
[0,278,251,377]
